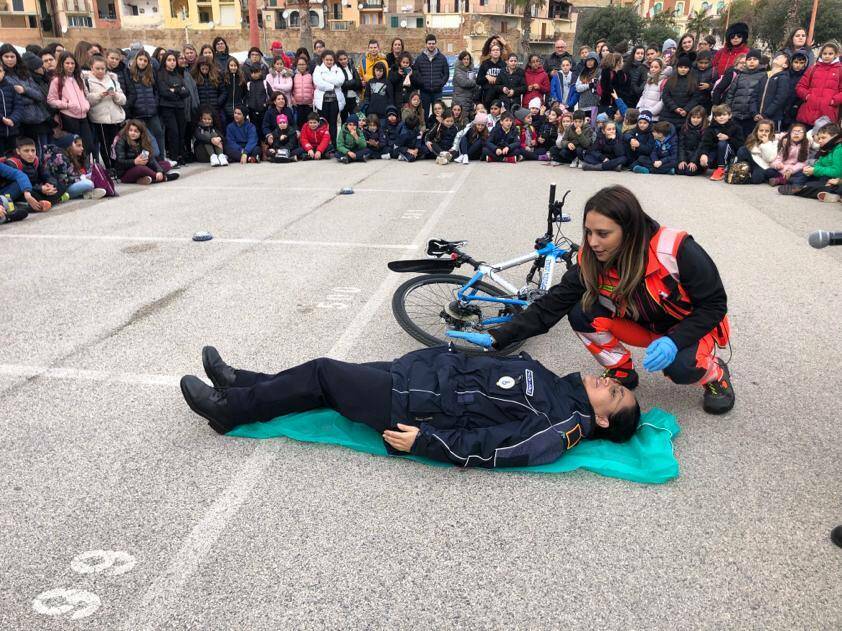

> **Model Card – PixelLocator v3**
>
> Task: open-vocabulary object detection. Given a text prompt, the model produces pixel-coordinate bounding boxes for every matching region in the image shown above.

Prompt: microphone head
[808,231,829,249]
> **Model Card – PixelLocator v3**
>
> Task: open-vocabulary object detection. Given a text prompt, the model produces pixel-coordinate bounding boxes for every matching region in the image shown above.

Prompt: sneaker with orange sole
[709,166,726,181]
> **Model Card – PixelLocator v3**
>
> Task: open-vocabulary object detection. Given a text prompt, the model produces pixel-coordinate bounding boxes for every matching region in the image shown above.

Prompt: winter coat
[623,127,654,159]
[712,22,750,76]
[299,119,331,153]
[599,69,629,108]
[357,53,388,83]
[264,70,293,103]
[47,76,90,119]
[336,124,367,155]
[221,75,245,119]
[312,63,346,111]
[157,68,188,110]
[109,61,131,95]
[678,121,704,163]
[337,63,362,101]
[699,119,744,157]
[575,70,600,109]
[549,70,578,107]
[522,66,550,107]
[543,51,573,76]
[795,60,841,126]
[84,71,127,125]
[757,72,790,123]
[452,64,478,110]
[413,49,449,94]
[558,123,594,149]
[498,67,526,110]
[725,67,767,120]
[636,79,665,118]
[590,132,626,161]
[292,72,314,106]
[383,119,402,148]
[42,144,86,188]
[812,138,842,179]
[401,103,426,135]
[245,79,270,113]
[182,69,199,118]
[712,66,739,106]
[485,123,521,154]
[746,138,779,170]
[125,76,158,119]
[261,105,295,138]
[363,126,386,151]
[389,346,595,468]
[194,123,223,145]
[693,63,717,109]
[770,141,807,174]
[425,121,457,150]
[476,58,505,107]
[782,45,815,68]
[196,78,225,112]
[114,137,162,175]
[389,66,415,108]
[621,59,647,104]
[362,77,393,118]
[4,154,57,189]
[0,159,31,191]
[224,120,259,155]
[241,59,269,80]
[660,74,700,127]
[650,122,678,169]
[537,120,558,151]
[214,52,232,74]
[271,127,298,152]
[783,66,808,126]
[6,75,50,125]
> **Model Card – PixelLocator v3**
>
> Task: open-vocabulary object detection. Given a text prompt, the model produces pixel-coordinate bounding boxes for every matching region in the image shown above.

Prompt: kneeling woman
[180,345,639,468]
[483,185,733,414]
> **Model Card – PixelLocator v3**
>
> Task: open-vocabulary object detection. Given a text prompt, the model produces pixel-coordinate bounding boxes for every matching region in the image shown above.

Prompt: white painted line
[0,233,415,251]
[121,163,475,630]
[165,185,451,194]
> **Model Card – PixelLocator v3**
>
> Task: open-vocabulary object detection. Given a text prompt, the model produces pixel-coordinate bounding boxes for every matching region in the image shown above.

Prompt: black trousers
[92,122,120,169]
[159,106,186,162]
[736,146,779,184]
[224,358,394,430]
[317,99,341,149]
[60,114,95,159]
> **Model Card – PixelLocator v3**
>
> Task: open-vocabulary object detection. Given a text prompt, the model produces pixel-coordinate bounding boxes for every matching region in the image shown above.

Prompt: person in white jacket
[312,50,345,145]
[84,55,126,169]
[735,118,780,184]
[636,58,665,120]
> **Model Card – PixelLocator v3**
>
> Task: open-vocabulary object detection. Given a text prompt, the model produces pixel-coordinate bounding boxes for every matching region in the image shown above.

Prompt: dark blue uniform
[223,346,595,468]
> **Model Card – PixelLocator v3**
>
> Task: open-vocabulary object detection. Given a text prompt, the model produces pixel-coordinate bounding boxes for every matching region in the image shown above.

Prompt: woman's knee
[662,349,703,384]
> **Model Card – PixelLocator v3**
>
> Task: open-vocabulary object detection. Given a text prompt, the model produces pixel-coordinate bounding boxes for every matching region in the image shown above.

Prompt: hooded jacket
[452,63,478,110]
[335,123,367,155]
[412,48,449,94]
[574,52,601,110]
[725,66,767,120]
[357,52,388,83]
[650,122,678,169]
[713,22,750,76]
[300,118,331,154]
[390,346,595,468]
[84,71,127,125]
[812,136,842,179]
[795,59,841,126]
[549,69,578,107]
[363,77,393,118]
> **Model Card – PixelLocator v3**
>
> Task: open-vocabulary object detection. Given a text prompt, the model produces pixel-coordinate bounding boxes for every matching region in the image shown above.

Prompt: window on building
[500,20,507,33]
[309,9,318,25]
[332,2,342,18]
[275,11,285,27]
[130,4,138,13]
[675,1,684,13]
[12,0,23,11]
[390,15,398,27]
[416,17,423,27]
[548,0,570,19]
[289,10,299,26]
[28,14,37,26]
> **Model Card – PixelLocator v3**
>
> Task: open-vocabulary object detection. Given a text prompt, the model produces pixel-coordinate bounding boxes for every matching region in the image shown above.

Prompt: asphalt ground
[1,159,841,630]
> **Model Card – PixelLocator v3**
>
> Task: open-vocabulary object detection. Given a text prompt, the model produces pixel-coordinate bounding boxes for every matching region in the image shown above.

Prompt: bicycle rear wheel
[391,273,525,355]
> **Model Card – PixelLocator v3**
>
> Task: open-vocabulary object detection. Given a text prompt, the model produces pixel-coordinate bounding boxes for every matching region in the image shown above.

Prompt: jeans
[457,136,485,160]
[67,179,95,198]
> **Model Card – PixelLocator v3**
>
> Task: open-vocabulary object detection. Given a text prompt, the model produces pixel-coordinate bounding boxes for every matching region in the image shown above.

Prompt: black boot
[602,364,639,390]
[202,345,236,388]
[832,525,842,548]
[180,375,237,434]
[703,359,735,414]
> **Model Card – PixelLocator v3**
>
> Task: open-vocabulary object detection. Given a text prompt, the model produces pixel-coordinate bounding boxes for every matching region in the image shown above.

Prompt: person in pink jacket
[769,122,810,186]
[292,56,314,127]
[47,52,94,157]
[796,42,841,126]
[264,57,293,106]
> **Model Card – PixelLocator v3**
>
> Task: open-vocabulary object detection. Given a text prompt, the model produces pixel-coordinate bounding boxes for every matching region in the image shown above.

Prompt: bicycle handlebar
[547,184,572,237]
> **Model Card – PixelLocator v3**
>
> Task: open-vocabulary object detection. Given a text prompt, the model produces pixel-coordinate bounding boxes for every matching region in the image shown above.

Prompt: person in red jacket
[522,54,550,108]
[796,42,842,126]
[712,22,750,77]
[299,111,332,160]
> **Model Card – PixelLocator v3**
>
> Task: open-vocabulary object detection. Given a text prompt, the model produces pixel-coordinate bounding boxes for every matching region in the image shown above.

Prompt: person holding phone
[84,55,126,170]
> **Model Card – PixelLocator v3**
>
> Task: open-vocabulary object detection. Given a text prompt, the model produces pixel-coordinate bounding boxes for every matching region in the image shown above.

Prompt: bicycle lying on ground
[388,184,580,355]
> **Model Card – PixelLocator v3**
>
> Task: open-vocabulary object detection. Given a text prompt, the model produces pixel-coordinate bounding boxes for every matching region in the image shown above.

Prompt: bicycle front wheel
[391,273,525,355]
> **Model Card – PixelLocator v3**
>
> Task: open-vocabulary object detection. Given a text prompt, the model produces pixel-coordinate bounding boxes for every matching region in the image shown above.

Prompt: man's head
[15,137,37,163]
[368,39,380,56]
[426,34,437,53]
[553,38,567,55]
[582,375,640,443]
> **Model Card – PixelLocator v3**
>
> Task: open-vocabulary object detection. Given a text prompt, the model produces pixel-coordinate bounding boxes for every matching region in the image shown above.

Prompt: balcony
[359,0,383,8]
[329,18,351,29]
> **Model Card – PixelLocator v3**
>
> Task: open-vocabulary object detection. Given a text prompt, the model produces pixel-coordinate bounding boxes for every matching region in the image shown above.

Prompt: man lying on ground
[180,345,640,468]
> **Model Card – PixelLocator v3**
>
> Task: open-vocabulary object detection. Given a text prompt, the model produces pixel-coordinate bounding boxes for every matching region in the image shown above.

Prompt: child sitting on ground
[43,136,107,199]
[0,160,28,222]
[699,103,744,181]
[401,91,426,136]
[114,119,175,184]
[621,108,639,136]
[451,112,489,164]
[382,105,402,159]
[581,121,627,171]
[6,137,64,210]
[768,122,808,187]
[487,100,503,130]
[267,114,301,162]
[193,106,227,166]
[363,114,387,159]
[677,105,707,176]
[484,111,522,163]
[550,110,593,166]
[736,118,779,184]
[299,112,332,160]
[395,114,423,162]
[623,110,655,168]
[224,105,260,164]
[631,120,678,174]
[426,108,458,164]
[515,107,540,160]
[779,122,841,199]
[335,113,369,163]
[536,108,559,158]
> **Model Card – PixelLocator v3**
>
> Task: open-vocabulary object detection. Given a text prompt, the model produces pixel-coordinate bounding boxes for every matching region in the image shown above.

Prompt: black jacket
[196,79,225,112]
[477,58,506,107]
[678,121,705,163]
[363,78,393,118]
[389,66,414,107]
[623,127,654,159]
[157,69,188,109]
[245,79,270,113]
[110,61,131,95]
[590,132,627,161]
[114,137,162,175]
[699,118,744,156]
[261,105,295,138]
[498,67,527,109]
[425,121,457,150]
[621,60,647,104]
[194,123,222,144]
[757,72,790,123]
[412,50,449,93]
[490,234,727,351]
[126,77,159,119]
[485,124,521,153]
[599,69,629,107]
[661,74,700,127]
[390,346,595,468]
[222,75,245,119]
[543,51,573,75]
[725,67,767,120]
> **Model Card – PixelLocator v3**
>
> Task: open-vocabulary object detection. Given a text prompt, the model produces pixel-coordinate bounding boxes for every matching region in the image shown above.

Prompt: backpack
[725,160,751,184]
[89,157,118,197]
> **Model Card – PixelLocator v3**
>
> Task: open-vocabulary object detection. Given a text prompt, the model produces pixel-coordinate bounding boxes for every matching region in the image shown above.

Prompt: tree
[685,9,715,42]
[578,6,644,49]
[753,0,842,49]
[641,12,680,48]
[296,1,314,51]
[512,0,547,56]
[712,0,755,41]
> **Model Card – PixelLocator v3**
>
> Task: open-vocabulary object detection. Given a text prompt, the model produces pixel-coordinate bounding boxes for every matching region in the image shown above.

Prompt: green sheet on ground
[228,407,680,484]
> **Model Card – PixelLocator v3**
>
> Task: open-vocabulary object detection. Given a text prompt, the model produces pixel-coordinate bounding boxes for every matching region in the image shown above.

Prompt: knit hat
[639,110,653,123]
[595,112,609,123]
[385,105,399,117]
[270,40,284,51]
[347,113,359,125]
[514,107,531,122]
[662,39,677,53]
[472,112,488,126]
[746,48,762,61]
[276,114,288,125]
[22,51,43,72]
[676,55,692,68]
[528,97,541,109]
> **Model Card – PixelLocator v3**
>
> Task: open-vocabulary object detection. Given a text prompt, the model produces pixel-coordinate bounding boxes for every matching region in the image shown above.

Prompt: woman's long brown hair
[580,186,658,319]
[130,51,155,87]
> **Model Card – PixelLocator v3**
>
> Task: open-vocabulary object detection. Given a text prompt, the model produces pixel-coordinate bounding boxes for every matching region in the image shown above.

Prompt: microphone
[808,231,842,249]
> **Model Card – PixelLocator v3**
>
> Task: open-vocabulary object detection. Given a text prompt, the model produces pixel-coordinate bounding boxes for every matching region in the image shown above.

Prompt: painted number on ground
[317,286,361,310]
[71,550,137,576]
[32,588,101,620]
[401,209,425,220]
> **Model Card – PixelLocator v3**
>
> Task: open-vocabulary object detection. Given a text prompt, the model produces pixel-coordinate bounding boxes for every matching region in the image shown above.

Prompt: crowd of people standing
[0,24,840,224]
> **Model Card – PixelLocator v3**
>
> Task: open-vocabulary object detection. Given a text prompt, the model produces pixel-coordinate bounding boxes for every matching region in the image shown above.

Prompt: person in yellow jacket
[357,39,388,86]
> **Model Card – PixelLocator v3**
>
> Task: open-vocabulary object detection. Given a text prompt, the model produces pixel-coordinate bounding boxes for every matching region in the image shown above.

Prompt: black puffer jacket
[221,74,245,120]
[412,50,449,94]
[678,121,705,163]
[157,68,188,109]
[725,67,767,120]
[126,77,158,118]
[757,72,790,123]
[6,75,50,125]
[661,74,700,127]
[621,59,647,104]
[497,66,526,109]
[114,137,162,176]
[196,79,225,111]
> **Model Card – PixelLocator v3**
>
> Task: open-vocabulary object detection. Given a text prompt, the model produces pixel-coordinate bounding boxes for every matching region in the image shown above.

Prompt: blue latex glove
[642,337,678,372]
[446,330,494,349]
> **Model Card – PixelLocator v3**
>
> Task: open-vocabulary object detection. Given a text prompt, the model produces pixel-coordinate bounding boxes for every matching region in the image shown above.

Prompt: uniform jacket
[299,119,331,153]
[84,71,127,125]
[390,346,595,468]
[412,49,449,94]
[725,67,767,120]
[795,59,841,126]
[47,76,90,119]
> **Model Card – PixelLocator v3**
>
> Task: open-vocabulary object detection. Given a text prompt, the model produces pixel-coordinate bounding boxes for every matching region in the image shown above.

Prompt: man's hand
[446,330,494,348]
[643,337,677,372]
[383,423,419,453]
[654,160,662,168]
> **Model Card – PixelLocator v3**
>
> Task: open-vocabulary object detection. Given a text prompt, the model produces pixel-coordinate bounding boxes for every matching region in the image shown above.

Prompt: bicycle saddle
[427,239,467,257]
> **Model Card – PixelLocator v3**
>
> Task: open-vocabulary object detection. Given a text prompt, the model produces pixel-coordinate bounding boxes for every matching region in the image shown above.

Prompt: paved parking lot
[1,160,841,629]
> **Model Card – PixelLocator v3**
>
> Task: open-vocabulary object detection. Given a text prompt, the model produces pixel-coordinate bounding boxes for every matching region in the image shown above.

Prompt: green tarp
[228,407,681,484]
